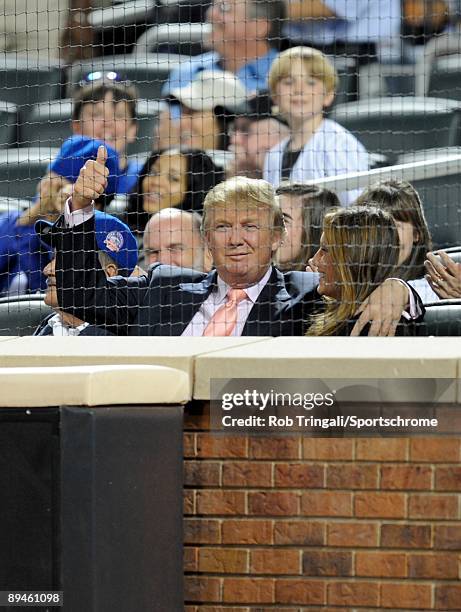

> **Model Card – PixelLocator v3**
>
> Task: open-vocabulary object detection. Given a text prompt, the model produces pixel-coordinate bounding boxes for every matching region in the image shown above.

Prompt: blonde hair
[268,46,338,97]
[202,176,285,235]
[307,207,400,336]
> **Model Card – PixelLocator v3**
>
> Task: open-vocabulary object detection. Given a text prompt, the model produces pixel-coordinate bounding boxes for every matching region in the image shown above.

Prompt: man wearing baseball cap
[33,209,138,336]
[0,135,121,297]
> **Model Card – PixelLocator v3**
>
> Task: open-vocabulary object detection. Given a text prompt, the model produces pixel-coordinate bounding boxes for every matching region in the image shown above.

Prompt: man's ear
[254,18,270,40]
[105,263,118,277]
[271,229,283,254]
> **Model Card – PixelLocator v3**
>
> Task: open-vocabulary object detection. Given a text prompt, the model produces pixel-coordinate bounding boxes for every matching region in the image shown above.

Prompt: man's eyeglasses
[78,71,131,88]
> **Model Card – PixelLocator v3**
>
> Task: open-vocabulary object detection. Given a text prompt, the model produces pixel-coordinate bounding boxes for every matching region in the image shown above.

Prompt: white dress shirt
[182,267,273,337]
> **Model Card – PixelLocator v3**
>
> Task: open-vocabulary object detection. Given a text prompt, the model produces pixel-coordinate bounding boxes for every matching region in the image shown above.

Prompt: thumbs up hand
[72,145,110,210]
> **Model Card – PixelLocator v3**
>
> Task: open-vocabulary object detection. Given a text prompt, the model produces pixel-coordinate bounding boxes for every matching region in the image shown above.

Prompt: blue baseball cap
[49,135,120,196]
[35,211,138,276]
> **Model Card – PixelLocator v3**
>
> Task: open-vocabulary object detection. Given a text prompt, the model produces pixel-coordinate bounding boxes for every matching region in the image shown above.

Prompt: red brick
[249,436,301,459]
[328,582,379,607]
[435,466,461,491]
[185,490,195,514]
[184,577,221,602]
[275,579,325,605]
[301,492,353,517]
[198,548,248,573]
[381,465,432,490]
[303,439,353,460]
[184,547,198,572]
[434,524,461,550]
[408,552,460,578]
[328,522,378,548]
[435,585,461,610]
[251,549,300,575]
[222,520,273,545]
[356,438,407,461]
[184,433,196,458]
[222,461,272,487]
[327,464,378,489]
[355,492,406,518]
[410,438,460,462]
[381,583,432,609]
[409,494,458,519]
[381,523,431,549]
[184,519,221,544]
[197,490,246,515]
[302,551,352,577]
[355,552,406,578]
[184,461,221,487]
[248,491,299,516]
[222,578,274,604]
[275,520,325,546]
[196,434,248,458]
[274,463,324,488]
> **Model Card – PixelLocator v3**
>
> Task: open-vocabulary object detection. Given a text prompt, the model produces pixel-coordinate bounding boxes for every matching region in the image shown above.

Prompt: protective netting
[0,0,461,336]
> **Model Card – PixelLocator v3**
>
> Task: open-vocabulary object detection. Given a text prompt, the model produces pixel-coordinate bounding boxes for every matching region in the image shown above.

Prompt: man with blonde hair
[52,150,416,336]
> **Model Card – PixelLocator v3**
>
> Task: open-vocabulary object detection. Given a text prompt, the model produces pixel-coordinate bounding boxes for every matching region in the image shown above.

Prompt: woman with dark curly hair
[126,147,225,231]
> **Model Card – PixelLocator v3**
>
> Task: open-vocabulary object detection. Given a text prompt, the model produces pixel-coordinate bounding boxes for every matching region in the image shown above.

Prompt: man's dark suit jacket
[55,216,320,336]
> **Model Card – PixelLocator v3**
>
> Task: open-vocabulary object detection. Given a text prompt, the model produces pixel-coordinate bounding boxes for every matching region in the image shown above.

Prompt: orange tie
[202,288,248,336]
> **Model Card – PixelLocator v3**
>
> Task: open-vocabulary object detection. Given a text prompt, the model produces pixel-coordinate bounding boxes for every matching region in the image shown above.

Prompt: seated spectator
[284,0,402,64]
[0,136,119,296]
[263,47,369,205]
[157,0,285,145]
[355,179,433,282]
[158,71,247,151]
[71,79,139,194]
[228,92,290,178]
[143,208,212,272]
[126,148,225,231]
[34,210,138,336]
[275,182,339,271]
[306,207,422,336]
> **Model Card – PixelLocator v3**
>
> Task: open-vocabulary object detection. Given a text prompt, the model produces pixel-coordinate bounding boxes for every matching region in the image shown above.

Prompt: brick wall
[184,405,461,610]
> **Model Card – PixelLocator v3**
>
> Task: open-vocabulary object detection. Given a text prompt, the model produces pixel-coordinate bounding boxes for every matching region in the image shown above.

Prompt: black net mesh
[0,0,460,336]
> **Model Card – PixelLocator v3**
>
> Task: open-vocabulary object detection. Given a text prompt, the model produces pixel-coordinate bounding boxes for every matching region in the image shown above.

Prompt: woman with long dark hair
[126,147,225,231]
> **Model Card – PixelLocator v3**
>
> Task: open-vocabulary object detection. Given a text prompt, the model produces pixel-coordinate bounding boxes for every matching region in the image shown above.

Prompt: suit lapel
[159,271,217,336]
[242,267,292,336]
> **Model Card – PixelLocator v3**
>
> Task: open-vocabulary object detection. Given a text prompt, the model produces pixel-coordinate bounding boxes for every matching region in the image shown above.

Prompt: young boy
[263,46,369,205]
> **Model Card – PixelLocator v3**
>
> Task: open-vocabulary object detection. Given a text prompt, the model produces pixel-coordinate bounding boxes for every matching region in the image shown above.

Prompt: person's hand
[72,145,108,210]
[351,279,408,337]
[425,251,461,299]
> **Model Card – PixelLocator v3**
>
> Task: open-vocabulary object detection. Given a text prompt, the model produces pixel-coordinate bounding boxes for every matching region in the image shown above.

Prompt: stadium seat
[0,295,52,336]
[67,54,187,101]
[417,300,461,336]
[428,54,461,101]
[0,101,18,148]
[0,148,59,199]
[332,97,461,163]
[133,23,212,57]
[0,56,63,107]
[398,148,461,249]
[158,0,213,24]
[19,99,165,155]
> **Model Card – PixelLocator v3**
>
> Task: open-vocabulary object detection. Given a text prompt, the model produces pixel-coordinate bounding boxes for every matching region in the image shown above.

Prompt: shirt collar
[215,266,272,305]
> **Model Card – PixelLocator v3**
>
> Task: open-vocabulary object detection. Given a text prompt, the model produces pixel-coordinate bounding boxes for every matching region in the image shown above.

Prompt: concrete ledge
[0,364,190,406]
[193,337,461,399]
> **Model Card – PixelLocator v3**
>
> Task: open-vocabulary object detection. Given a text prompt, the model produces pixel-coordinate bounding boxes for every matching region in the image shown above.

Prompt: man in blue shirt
[157,0,284,148]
